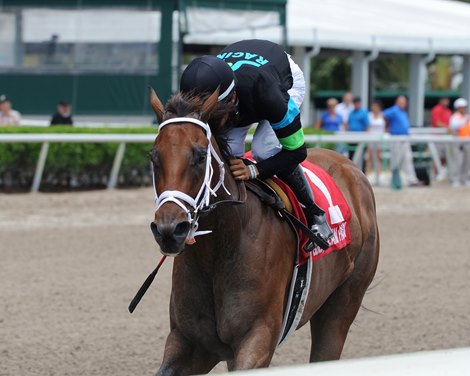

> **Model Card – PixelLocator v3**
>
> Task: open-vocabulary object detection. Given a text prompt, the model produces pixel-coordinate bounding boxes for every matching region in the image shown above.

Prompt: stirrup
[304,214,333,251]
[304,232,330,251]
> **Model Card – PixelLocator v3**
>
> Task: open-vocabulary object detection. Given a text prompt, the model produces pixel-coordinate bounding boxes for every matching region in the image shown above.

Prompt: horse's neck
[194,147,242,250]
[209,136,238,201]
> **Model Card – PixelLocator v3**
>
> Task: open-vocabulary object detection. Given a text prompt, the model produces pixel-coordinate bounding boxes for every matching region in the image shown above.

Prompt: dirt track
[1,185,469,375]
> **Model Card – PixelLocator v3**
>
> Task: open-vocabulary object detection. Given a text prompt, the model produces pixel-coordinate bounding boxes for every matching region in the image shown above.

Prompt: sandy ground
[1,184,469,375]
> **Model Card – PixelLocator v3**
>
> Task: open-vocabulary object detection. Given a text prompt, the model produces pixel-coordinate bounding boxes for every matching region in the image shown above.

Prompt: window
[0,7,161,74]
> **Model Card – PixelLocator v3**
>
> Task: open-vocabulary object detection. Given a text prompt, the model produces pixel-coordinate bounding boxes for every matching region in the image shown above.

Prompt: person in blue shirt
[347,97,369,132]
[383,96,410,135]
[346,97,369,170]
[315,97,343,132]
[383,96,420,188]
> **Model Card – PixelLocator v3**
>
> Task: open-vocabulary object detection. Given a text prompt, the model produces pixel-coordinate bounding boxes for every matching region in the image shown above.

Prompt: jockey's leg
[251,120,332,250]
[252,120,282,162]
[226,125,252,157]
[280,165,333,250]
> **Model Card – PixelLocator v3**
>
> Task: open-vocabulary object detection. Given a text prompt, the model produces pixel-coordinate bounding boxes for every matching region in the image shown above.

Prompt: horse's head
[149,87,224,256]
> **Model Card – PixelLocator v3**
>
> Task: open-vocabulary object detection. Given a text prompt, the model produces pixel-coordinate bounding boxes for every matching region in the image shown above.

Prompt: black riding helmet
[180,56,236,102]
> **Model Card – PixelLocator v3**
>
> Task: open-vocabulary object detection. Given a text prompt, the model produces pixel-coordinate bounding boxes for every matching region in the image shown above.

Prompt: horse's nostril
[174,221,191,238]
[150,221,163,241]
[150,221,189,243]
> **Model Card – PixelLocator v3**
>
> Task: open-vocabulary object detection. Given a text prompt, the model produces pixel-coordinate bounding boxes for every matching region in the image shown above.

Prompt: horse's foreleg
[156,329,219,376]
[228,324,278,371]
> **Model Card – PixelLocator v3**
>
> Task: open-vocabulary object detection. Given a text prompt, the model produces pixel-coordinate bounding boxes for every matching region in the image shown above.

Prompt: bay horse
[147,87,379,375]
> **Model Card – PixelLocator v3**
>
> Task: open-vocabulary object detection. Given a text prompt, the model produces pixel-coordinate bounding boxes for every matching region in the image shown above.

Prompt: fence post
[107,142,126,189]
[352,142,366,168]
[428,142,444,179]
[31,142,49,192]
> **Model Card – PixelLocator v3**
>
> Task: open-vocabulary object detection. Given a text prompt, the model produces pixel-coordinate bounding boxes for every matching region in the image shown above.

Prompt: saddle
[245,178,322,252]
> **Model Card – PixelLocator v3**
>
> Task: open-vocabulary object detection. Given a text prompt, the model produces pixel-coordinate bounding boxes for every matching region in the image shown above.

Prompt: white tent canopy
[287,0,470,54]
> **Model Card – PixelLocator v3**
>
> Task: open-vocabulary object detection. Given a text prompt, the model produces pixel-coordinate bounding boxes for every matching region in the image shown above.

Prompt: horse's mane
[164,92,238,161]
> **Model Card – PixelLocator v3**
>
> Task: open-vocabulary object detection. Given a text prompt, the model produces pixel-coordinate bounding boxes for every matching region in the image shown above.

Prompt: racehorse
[147,87,379,375]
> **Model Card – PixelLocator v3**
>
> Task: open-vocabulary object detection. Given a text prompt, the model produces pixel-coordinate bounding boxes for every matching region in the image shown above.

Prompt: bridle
[153,117,231,240]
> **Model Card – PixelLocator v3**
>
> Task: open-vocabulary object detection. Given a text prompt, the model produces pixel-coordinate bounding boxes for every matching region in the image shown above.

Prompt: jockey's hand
[229,159,258,181]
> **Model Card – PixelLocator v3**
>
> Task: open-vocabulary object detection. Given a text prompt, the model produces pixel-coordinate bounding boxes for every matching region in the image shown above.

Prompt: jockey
[180,39,333,250]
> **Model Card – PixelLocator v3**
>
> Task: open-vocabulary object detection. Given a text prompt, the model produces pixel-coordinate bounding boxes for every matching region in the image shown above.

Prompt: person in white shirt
[0,95,21,126]
[334,91,353,155]
[448,98,470,187]
[367,100,386,184]
[335,91,354,129]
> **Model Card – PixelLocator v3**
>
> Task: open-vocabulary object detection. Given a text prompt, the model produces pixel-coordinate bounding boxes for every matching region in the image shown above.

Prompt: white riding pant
[226,55,305,161]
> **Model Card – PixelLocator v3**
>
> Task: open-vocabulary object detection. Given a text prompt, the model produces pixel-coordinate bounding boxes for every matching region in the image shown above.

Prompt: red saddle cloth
[271,160,352,265]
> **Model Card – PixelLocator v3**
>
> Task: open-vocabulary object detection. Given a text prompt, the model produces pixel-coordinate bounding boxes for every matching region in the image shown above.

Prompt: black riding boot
[281,165,333,250]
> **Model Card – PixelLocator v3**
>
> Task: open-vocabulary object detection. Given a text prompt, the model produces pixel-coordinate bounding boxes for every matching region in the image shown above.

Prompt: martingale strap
[153,117,231,240]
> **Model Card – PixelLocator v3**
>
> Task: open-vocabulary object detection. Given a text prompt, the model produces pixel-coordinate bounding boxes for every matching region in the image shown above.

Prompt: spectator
[347,97,369,132]
[383,96,421,188]
[315,97,343,132]
[335,91,354,128]
[448,98,470,187]
[430,97,452,180]
[431,97,451,128]
[0,95,21,126]
[346,97,369,170]
[50,100,73,126]
[367,100,386,184]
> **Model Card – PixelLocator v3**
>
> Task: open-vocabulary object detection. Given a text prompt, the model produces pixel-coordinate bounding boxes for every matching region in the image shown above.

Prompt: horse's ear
[149,86,165,123]
[200,86,220,123]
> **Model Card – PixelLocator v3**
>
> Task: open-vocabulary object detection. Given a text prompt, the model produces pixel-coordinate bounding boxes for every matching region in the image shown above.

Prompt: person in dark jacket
[180,39,333,250]
[50,100,73,126]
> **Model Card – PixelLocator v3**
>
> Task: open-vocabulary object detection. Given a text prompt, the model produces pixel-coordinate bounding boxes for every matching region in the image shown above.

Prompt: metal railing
[229,348,470,376]
[1,132,469,192]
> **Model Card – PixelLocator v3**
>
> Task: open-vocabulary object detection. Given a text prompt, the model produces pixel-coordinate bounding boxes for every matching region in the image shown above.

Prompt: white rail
[1,132,468,144]
[1,133,468,192]
[228,348,470,376]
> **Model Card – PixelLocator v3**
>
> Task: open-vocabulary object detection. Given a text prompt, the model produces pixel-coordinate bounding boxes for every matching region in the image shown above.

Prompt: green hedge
[0,126,157,191]
[0,126,333,192]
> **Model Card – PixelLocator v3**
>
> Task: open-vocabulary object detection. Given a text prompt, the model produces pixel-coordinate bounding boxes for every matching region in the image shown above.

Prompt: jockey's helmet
[180,56,236,102]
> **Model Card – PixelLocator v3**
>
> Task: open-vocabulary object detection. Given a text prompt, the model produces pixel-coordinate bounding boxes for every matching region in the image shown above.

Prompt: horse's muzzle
[150,220,190,255]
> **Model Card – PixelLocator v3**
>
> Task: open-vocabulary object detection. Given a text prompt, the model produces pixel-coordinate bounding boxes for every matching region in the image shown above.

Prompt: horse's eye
[149,150,159,166]
[191,149,207,166]
[198,151,207,164]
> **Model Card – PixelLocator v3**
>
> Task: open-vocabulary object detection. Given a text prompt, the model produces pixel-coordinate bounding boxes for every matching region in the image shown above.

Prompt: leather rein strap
[199,179,247,214]
[245,180,326,248]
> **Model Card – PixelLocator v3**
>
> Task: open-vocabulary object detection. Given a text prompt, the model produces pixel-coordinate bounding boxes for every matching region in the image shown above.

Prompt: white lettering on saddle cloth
[302,167,345,225]
[312,222,348,257]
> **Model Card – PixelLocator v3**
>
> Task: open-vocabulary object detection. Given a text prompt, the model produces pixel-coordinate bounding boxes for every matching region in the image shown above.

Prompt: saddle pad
[272,160,352,265]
